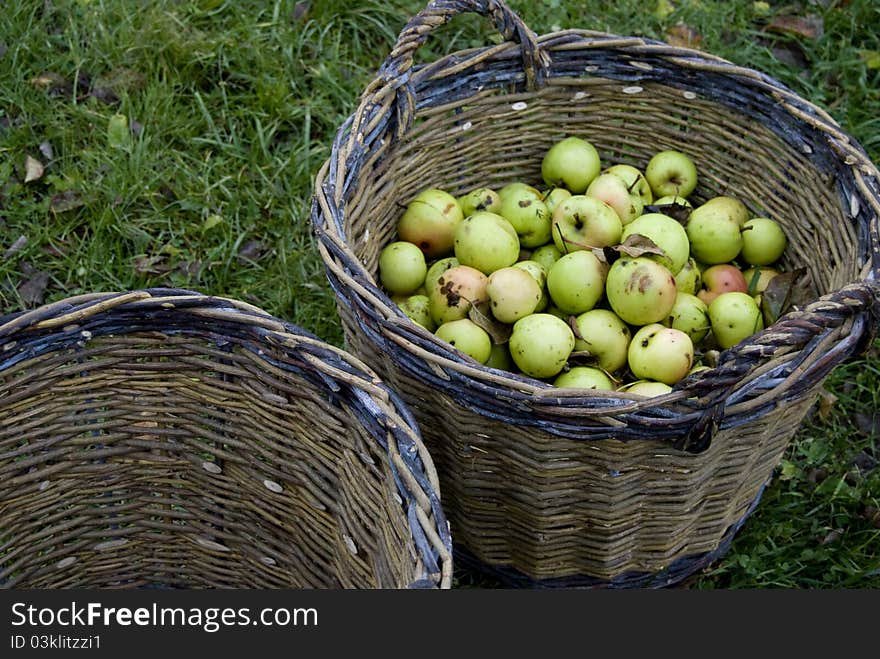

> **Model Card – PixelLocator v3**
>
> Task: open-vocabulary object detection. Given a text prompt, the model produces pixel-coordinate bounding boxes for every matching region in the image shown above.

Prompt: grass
[1,0,878,588]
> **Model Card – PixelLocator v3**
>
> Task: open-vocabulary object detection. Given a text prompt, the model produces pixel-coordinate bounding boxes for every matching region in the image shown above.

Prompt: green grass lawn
[1,0,878,588]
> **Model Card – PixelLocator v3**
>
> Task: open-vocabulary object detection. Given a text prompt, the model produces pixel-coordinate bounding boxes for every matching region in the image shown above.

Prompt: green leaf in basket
[760,267,807,327]
[468,300,512,346]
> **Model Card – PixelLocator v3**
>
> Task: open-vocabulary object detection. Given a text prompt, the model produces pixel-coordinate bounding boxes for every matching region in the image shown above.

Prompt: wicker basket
[0,289,453,589]
[311,0,880,587]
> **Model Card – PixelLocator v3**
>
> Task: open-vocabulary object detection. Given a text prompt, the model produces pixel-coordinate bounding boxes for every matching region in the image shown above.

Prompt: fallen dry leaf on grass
[665,23,703,49]
[764,15,824,40]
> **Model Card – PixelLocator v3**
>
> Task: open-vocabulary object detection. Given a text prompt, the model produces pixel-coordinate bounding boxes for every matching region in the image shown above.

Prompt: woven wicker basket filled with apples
[312,0,880,587]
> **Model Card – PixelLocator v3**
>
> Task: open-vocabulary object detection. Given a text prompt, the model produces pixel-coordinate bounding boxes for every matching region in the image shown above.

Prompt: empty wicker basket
[311,0,880,587]
[0,289,452,589]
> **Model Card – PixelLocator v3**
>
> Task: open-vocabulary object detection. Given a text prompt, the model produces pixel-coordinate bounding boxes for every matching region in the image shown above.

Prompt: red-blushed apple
[698,264,748,305]
[586,173,644,225]
[603,164,653,206]
[605,256,677,325]
[541,136,602,193]
[627,323,694,386]
[509,313,575,379]
[486,266,543,323]
[427,264,488,325]
[397,188,463,258]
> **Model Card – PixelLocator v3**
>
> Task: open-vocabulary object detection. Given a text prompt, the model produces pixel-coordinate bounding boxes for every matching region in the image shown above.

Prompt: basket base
[453,482,768,589]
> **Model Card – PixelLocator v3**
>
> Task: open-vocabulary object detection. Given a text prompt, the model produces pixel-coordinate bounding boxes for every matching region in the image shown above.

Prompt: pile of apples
[378,136,790,396]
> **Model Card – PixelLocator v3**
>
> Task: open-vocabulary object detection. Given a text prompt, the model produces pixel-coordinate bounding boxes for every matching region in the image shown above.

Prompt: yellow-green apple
[685,196,750,264]
[620,212,690,274]
[665,292,710,343]
[742,266,780,295]
[620,380,673,397]
[453,211,520,274]
[645,150,698,198]
[498,187,552,248]
[435,319,492,364]
[396,294,435,332]
[603,164,653,206]
[554,366,615,390]
[379,241,427,295]
[627,323,694,385]
[707,291,764,349]
[542,187,573,216]
[458,187,502,216]
[508,313,575,378]
[546,250,608,315]
[740,217,787,265]
[573,308,631,373]
[541,136,602,193]
[605,256,677,325]
[674,257,702,295]
[551,195,622,252]
[397,188,463,258]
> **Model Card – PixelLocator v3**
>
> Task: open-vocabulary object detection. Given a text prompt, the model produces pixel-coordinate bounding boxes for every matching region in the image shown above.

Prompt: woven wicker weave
[311,0,880,587]
[0,289,453,589]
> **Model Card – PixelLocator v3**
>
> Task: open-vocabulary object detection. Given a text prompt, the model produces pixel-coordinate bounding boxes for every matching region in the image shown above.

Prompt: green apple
[645,150,698,198]
[453,211,520,275]
[674,257,702,295]
[435,319,492,364]
[508,313,575,379]
[573,308,631,373]
[665,292,710,344]
[605,256,677,325]
[740,217,787,265]
[397,188,463,258]
[513,260,549,311]
[378,241,427,295]
[586,172,644,225]
[458,187,502,216]
[603,164,653,206]
[498,188,552,248]
[498,182,543,203]
[554,366,615,390]
[424,256,460,292]
[742,266,780,295]
[485,342,514,371]
[541,136,602,193]
[686,197,748,264]
[627,323,694,386]
[621,380,673,397]
[486,266,543,323]
[698,264,748,305]
[620,212,690,274]
[397,294,436,332]
[551,195,622,252]
[542,187,573,216]
[653,195,693,208]
[530,243,563,272]
[707,291,764,349]
[427,264,488,325]
[546,250,608,315]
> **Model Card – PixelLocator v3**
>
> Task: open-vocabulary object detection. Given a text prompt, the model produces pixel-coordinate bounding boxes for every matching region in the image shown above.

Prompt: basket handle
[676,278,880,453]
[354,0,550,143]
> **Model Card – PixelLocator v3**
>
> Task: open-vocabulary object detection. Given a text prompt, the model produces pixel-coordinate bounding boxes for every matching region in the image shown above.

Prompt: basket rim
[0,287,454,589]
[310,14,880,452]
